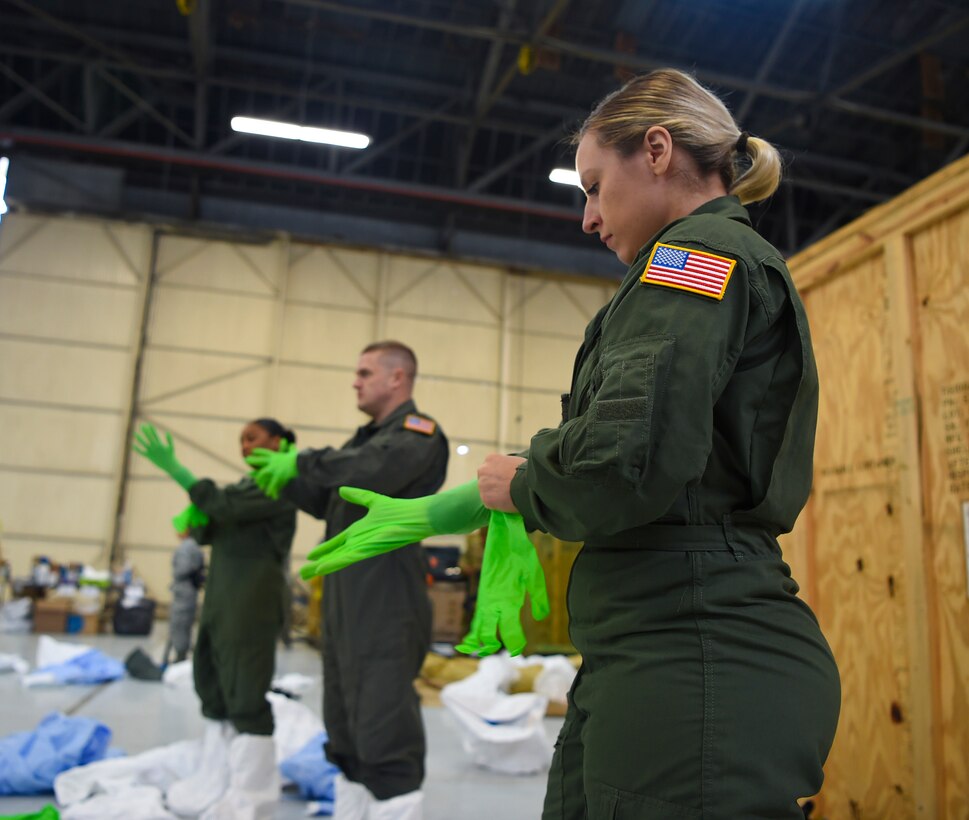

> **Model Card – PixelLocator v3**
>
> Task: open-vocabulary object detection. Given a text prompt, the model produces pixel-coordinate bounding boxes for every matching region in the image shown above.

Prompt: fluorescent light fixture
[0,156,8,218]
[549,167,581,188]
[456,445,470,456]
[230,116,370,149]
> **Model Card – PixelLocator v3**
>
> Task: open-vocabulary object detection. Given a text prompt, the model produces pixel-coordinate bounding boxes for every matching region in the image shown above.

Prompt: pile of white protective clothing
[54,691,323,820]
[440,652,555,775]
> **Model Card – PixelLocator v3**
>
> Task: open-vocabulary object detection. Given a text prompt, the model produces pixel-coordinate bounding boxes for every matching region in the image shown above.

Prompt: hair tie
[735,131,750,154]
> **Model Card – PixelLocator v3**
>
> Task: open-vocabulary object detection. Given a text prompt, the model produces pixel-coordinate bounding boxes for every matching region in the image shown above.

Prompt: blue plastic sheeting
[36,649,125,685]
[0,712,112,795]
[279,731,338,807]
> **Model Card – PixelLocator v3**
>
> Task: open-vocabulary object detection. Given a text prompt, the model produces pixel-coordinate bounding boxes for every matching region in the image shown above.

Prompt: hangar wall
[0,212,612,599]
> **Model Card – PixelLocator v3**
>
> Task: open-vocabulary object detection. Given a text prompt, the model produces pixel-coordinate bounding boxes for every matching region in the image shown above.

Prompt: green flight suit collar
[364,398,418,433]
[631,195,750,267]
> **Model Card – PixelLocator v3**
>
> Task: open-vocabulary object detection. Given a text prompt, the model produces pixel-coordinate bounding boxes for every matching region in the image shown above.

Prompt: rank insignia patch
[640,243,736,300]
[403,414,436,435]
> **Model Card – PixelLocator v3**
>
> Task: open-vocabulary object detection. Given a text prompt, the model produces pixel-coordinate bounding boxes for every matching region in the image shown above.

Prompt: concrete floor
[0,629,562,819]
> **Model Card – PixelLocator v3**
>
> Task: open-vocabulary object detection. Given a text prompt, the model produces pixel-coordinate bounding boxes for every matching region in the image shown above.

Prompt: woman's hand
[477,454,526,512]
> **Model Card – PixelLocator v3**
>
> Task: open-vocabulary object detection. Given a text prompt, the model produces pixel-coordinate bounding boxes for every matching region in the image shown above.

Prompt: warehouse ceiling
[1,0,967,278]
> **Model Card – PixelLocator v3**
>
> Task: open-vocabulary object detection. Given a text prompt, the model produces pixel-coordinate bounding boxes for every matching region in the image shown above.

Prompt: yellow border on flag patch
[640,242,737,300]
[403,414,436,435]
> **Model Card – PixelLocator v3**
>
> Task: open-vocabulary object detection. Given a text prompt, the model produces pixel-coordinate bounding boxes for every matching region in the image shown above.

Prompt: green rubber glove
[132,423,197,491]
[245,439,297,499]
[300,480,489,579]
[172,503,209,533]
[455,511,550,658]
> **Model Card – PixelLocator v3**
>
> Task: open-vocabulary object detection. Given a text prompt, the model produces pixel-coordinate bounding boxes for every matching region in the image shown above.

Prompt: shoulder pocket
[560,334,673,483]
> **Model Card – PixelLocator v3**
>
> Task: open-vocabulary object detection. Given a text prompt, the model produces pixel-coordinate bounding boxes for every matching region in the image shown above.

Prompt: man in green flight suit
[248,340,448,820]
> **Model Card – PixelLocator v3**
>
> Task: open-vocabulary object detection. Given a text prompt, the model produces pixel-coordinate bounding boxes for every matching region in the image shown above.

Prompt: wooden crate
[784,152,969,819]
[522,531,580,654]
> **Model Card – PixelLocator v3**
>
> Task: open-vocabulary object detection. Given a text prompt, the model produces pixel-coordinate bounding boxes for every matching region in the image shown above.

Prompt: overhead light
[0,156,8,219]
[456,445,470,456]
[230,116,370,149]
[549,168,581,188]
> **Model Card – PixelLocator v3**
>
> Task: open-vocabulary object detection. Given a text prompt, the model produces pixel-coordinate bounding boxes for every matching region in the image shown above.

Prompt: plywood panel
[802,253,916,816]
[811,483,913,819]
[911,205,969,817]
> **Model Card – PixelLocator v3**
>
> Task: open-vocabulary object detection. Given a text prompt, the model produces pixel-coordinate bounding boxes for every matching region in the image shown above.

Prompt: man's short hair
[363,340,417,381]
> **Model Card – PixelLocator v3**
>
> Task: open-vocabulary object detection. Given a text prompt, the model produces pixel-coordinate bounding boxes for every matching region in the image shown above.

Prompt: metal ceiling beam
[0,43,561,142]
[276,0,813,103]
[456,0,573,192]
[735,0,808,123]
[187,0,211,149]
[828,97,969,139]
[0,61,85,131]
[1,0,147,75]
[788,149,916,187]
[0,126,582,221]
[93,66,195,147]
[785,176,889,204]
[98,93,160,139]
[187,0,211,78]
[342,97,460,175]
[455,0,519,187]
[0,60,74,123]
[467,126,563,193]
[765,13,969,140]
[4,3,968,142]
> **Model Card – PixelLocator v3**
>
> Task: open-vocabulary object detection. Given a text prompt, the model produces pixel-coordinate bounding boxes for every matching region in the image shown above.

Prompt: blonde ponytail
[576,69,783,205]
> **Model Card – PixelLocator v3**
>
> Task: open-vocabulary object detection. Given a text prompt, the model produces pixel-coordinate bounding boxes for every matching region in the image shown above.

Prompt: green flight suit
[282,399,449,800]
[510,197,841,819]
[189,475,297,736]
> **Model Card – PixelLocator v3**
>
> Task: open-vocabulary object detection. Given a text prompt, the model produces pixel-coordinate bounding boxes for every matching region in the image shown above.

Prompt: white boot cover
[165,718,232,815]
[332,773,374,820]
[367,790,424,820]
[199,733,280,820]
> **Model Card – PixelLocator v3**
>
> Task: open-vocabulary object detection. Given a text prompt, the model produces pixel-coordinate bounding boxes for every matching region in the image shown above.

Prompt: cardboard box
[66,612,100,635]
[33,597,72,633]
[428,581,466,643]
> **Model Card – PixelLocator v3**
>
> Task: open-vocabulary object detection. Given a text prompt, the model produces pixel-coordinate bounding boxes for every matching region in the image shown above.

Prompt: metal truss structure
[1,0,967,278]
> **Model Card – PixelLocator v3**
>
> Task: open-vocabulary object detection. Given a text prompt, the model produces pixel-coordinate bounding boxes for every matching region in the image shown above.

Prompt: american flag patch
[640,243,736,300]
[403,414,436,435]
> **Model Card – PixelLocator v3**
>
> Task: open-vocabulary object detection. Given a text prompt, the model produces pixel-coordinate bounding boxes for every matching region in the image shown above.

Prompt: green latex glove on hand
[172,503,209,533]
[245,439,297,499]
[300,480,488,579]
[455,511,550,658]
[132,423,197,491]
